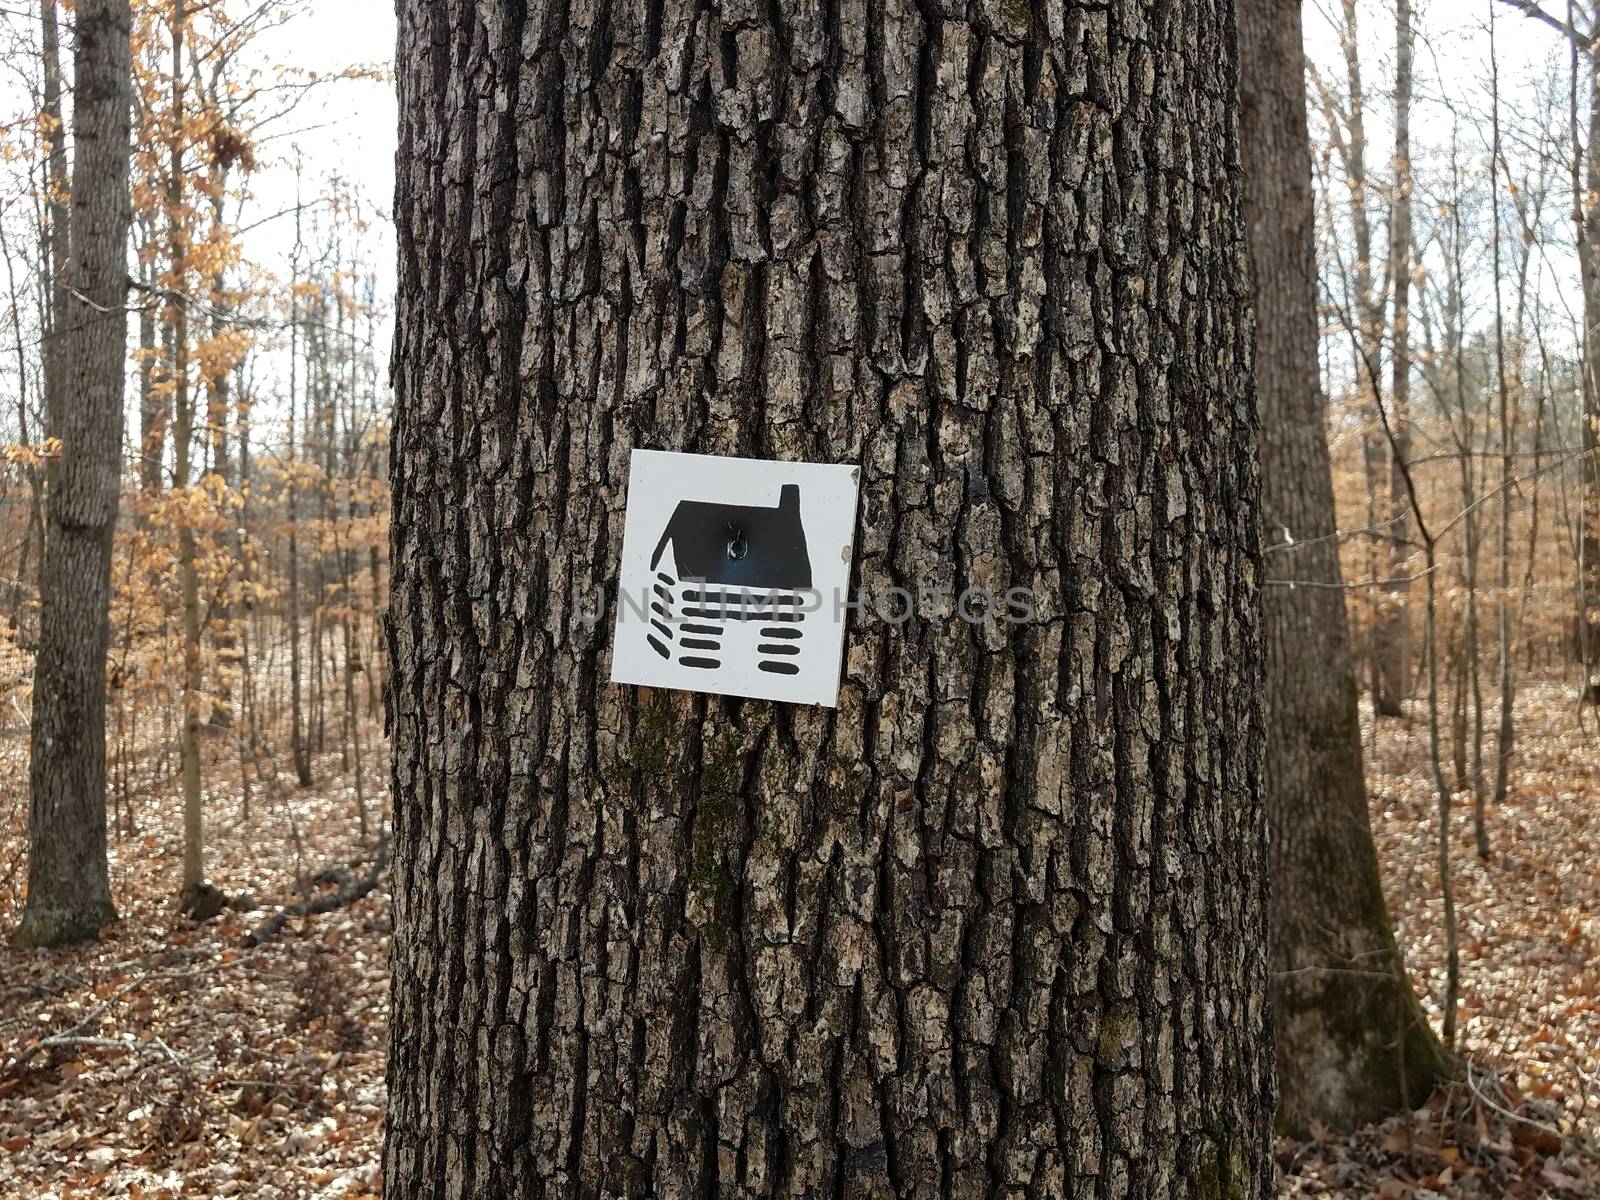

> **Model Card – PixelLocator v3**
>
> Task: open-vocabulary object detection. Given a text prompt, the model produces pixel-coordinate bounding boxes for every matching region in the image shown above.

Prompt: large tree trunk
[1238,0,1448,1134]
[16,0,132,947]
[385,1,1272,1195]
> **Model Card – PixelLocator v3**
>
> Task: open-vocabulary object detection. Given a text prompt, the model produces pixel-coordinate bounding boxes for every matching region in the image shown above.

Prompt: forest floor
[0,682,1598,1198]
[0,732,389,1200]
[1280,678,1600,1197]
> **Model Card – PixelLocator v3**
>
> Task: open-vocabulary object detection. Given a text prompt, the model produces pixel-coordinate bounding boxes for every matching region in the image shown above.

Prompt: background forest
[0,0,1599,1196]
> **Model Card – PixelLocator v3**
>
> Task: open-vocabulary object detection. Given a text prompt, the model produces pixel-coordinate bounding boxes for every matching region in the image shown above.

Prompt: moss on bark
[12,899,118,948]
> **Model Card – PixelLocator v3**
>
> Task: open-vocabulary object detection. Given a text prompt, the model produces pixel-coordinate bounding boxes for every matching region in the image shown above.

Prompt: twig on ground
[244,831,389,947]
[1465,1060,1600,1166]
[3,950,258,1075]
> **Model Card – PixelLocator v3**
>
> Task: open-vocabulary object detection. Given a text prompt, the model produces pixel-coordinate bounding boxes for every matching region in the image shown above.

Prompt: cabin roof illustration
[650,483,813,592]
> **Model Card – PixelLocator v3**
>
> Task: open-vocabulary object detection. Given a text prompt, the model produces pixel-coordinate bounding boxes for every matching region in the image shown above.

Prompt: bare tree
[16,0,133,946]
[1384,0,1418,717]
[383,0,1274,1193]
[1241,0,1448,1133]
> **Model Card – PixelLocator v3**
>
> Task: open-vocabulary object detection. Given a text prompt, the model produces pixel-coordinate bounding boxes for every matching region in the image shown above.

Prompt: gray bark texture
[1237,0,1448,1135]
[386,0,1272,1195]
[17,0,133,946]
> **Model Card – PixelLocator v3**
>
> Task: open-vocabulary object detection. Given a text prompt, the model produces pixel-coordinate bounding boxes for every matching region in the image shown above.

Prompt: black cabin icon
[647,483,812,676]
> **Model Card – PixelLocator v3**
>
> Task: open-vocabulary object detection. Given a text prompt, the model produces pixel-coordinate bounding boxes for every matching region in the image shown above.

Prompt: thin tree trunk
[0,222,45,627]
[1381,0,1416,717]
[342,606,365,840]
[1576,7,1600,666]
[1489,9,1515,829]
[315,299,334,758]
[363,291,384,718]
[236,363,256,824]
[206,178,239,733]
[287,190,311,787]
[39,0,68,446]
[305,295,326,760]
[1459,402,1485,810]
[16,0,133,946]
[166,1,205,897]
[338,304,366,835]
[137,218,164,496]
[1443,137,1486,813]
[1328,0,1402,717]
[384,0,1274,1194]
[368,540,383,718]
[1425,541,1461,1049]
[1450,630,1469,791]
[1359,330,1461,1054]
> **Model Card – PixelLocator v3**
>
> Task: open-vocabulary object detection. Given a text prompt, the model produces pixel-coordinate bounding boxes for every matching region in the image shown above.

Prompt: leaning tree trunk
[1238,0,1448,1134]
[386,1,1272,1195]
[17,0,133,947]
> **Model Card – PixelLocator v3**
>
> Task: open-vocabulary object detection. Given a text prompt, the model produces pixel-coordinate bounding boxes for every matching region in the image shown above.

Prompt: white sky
[243,1,398,255]
[0,0,399,448]
[1304,0,1588,400]
[233,1,399,420]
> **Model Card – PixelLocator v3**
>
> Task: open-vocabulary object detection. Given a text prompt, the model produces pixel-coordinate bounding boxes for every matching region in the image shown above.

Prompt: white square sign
[610,449,861,707]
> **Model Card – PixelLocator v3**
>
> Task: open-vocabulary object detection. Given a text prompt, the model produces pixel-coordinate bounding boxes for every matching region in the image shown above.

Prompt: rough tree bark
[386,0,1272,1195]
[16,0,133,946]
[1238,0,1448,1134]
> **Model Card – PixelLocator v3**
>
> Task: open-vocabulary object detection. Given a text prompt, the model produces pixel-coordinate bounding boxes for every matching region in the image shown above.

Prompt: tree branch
[244,834,389,947]
[1495,0,1595,48]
